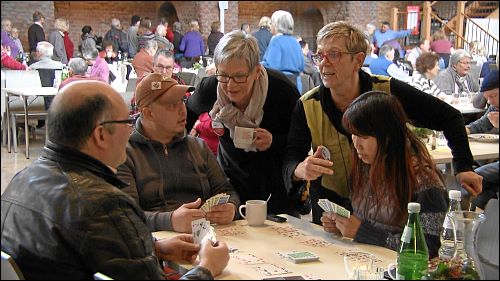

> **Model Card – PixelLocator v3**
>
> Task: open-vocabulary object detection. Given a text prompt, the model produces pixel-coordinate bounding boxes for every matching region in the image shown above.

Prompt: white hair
[37,41,54,58]
[271,10,294,34]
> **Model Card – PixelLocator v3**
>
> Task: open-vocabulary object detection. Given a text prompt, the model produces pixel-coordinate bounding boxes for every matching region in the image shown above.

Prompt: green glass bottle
[397,202,429,280]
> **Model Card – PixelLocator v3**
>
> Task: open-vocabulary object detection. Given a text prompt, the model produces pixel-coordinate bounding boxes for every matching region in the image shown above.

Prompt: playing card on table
[231,252,266,265]
[254,263,292,276]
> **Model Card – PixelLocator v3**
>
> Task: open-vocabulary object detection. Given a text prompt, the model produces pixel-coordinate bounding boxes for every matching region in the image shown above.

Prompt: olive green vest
[301,75,391,197]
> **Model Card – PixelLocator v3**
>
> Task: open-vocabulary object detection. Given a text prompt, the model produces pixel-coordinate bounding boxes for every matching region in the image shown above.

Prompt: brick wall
[1,1,54,53]
[2,1,428,57]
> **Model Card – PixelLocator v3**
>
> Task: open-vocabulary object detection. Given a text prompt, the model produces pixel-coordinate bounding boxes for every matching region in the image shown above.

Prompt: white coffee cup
[233,126,255,149]
[238,200,267,226]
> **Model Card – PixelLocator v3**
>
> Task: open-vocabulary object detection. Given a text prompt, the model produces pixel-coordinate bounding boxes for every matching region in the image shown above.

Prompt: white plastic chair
[1,251,24,280]
[4,70,47,153]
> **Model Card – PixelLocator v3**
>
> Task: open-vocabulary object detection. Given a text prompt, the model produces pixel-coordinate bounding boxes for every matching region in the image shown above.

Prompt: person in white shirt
[409,52,444,98]
[406,38,430,70]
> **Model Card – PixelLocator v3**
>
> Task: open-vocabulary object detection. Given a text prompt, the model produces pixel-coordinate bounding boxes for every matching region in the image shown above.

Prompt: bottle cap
[408,202,421,213]
[449,190,461,201]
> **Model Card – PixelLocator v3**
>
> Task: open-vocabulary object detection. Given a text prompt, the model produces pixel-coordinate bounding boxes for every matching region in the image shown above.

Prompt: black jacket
[187,68,301,216]
[28,23,45,52]
[1,141,213,280]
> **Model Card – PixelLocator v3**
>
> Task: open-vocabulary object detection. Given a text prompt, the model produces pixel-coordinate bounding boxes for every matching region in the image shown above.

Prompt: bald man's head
[48,81,125,149]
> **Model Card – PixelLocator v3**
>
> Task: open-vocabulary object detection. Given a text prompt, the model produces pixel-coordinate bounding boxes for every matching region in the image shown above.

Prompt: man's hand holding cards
[192,218,217,245]
[201,193,231,212]
[202,193,236,225]
[317,198,350,218]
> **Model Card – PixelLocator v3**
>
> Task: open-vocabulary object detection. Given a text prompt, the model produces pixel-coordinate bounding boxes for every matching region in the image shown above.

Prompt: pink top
[193,112,219,155]
[88,56,110,83]
[430,39,453,54]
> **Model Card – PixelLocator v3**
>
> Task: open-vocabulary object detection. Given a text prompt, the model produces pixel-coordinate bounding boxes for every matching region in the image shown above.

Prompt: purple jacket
[1,30,19,58]
[179,31,204,58]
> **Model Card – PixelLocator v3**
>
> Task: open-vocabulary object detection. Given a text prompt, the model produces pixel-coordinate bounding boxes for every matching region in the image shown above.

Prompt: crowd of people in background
[1,7,499,280]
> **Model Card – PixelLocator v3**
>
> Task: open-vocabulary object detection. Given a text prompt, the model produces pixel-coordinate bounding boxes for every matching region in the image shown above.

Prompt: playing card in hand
[201,193,230,212]
[318,145,330,160]
[317,198,350,218]
[192,218,217,244]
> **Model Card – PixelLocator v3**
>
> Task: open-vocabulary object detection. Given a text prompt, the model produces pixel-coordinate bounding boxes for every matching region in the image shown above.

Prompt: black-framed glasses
[215,72,250,84]
[99,114,138,127]
[311,50,359,65]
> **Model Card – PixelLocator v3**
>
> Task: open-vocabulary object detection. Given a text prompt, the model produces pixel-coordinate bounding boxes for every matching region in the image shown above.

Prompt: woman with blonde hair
[49,18,68,64]
[62,19,74,61]
[179,20,205,66]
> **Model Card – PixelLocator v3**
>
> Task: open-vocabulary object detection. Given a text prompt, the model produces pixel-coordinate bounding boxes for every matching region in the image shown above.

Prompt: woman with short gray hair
[262,10,304,93]
[188,30,304,217]
[433,49,480,97]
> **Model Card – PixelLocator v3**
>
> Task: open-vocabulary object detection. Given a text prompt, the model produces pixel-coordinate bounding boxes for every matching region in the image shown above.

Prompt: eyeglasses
[215,72,250,84]
[311,50,359,65]
[99,114,138,127]
[458,61,471,65]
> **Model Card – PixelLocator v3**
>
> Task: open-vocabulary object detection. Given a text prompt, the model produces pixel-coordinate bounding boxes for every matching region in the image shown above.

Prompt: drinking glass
[344,251,374,280]
[459,91,470,107]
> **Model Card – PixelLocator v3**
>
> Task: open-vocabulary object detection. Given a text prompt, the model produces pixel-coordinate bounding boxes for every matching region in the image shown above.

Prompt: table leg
[5,93,11,153]
[23,96,29,159]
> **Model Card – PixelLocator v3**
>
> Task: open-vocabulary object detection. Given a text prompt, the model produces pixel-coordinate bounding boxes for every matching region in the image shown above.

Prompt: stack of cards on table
[201,193,230,212]
[277,251,320,264]
[317,198,350,218]
[192,218,217,245]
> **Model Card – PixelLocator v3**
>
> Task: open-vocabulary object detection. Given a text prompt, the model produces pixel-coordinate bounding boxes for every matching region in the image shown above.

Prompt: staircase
[466,1,499,18]
[435,1,498,54]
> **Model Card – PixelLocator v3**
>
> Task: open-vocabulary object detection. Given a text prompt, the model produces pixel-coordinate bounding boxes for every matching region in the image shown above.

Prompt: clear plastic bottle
[438,190,462,259]
[397,202,429,280]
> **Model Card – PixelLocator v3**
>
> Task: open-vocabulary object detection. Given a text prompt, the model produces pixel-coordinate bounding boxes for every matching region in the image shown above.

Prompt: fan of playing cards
[318,198,350,218]
[192,218,217,245]
[201,193,231,212]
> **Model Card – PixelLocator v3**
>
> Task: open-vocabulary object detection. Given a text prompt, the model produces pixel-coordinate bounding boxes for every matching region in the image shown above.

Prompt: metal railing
[462,15,499,57]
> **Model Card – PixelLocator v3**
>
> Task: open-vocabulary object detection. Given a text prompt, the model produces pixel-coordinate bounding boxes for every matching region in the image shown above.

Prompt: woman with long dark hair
[321,91,448,257]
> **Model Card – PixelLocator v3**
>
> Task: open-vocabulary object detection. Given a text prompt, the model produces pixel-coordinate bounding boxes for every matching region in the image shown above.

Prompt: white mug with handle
[238,200,267,226]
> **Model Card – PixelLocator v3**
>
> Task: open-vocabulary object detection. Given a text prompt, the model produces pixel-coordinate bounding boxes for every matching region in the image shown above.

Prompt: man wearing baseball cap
[117,73,240,233]
[466,69,498,210]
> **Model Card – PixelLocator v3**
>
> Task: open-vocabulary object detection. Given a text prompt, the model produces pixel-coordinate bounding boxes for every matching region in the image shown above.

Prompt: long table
[153,215,396,280]
[4,87,58,158]
[430,141,499,164]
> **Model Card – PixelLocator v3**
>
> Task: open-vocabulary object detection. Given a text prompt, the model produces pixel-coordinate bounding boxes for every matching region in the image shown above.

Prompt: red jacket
[63,31,74,60]
[1,49,26,70]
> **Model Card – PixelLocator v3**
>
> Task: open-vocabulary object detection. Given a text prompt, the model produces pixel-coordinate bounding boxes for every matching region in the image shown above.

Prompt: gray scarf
[209,65,269,152]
